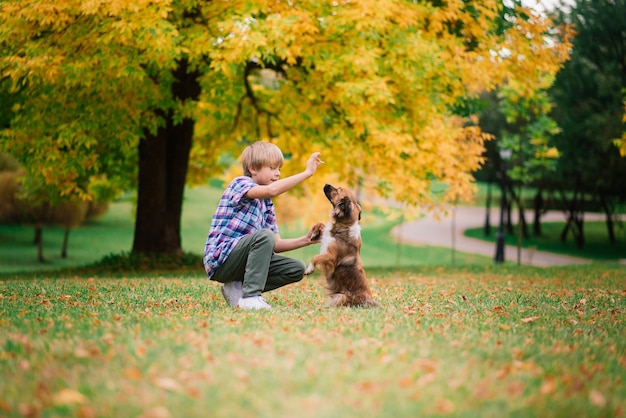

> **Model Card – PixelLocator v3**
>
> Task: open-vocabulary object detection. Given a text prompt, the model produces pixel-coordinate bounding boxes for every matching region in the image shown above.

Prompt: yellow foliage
[0,0,572,210]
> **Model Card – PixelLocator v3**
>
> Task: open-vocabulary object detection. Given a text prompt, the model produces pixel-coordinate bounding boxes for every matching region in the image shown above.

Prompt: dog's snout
[323,184,336,201]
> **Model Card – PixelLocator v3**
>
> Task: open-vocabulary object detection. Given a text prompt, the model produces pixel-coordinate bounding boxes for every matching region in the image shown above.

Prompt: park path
[390,206,606,267]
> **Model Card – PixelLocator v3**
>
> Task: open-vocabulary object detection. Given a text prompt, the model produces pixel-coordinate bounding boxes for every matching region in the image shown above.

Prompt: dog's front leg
[304,262,315,275]
[304,253,336,276]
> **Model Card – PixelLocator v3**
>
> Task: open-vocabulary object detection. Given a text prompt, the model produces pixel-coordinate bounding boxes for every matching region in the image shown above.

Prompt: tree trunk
[600,193,616,243]
[575,215,585,248]
[34,226,44,263]
[559,188,585,249]
[62,228,69,258]
[132,60,201,255]
[507,186,529,239]
[533,190,543,236]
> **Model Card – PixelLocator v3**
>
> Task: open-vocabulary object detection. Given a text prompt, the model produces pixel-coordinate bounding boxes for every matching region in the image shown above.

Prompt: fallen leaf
[416,373,437,387]
[74,347,91,358]
[139,406,170,418]
[520,316,540,323]
[397,375,414,389]
[507,380,525,397]
[18,403,39,418]
[378,354,394,364]
[124,367,143,380]
[540,375,557,395]
[52,388,87,405]
[77,405,97,418]
[354,380,378,393]
[0,399,11,412]
[436,398,455,414]
[153,377,182,392]
[589,390,606,407]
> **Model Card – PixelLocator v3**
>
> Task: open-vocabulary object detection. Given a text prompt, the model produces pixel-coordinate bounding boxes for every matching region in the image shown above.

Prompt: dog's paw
[310,222,325,241]
[304,263,315,275]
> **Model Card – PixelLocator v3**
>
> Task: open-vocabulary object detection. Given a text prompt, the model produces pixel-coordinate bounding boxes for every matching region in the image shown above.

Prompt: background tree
[0,0,571,256]
[549,0,626,248]
[0,154,110,262]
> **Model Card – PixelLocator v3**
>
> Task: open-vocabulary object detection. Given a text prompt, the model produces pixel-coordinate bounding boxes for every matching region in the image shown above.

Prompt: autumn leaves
[1,270,624,416]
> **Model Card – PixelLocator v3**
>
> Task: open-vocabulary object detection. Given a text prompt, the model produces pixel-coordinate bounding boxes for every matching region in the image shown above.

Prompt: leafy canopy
[0,0,571,211]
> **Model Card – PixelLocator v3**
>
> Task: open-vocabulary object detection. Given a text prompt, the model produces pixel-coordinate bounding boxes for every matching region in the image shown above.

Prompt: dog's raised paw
[310,222,325,241]
[304,263,315,275]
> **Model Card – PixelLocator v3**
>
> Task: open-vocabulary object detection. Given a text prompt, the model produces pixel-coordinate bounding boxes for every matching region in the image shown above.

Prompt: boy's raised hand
[306,152,324,175]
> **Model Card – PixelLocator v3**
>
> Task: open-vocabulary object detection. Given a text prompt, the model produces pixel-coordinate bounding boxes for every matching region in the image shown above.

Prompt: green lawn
[0,266,624,417]
[2,186,624,417]
[3,184,624,274]
[465,221,626,262]
[0,185,491,275]
[0,198,135,273]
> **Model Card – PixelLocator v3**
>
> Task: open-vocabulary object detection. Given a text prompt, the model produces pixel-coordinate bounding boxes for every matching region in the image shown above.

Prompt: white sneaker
[220,281,243,307]
[237,296,272,310]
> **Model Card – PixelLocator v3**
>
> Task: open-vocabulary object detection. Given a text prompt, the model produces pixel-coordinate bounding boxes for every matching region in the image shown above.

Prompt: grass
[0,198,135,274]
[1,265,624,417]
[2,183,623,274]
[282,206,492,268]
[1,185,625,416]
[0,185,492,275]
[465,222,626,262]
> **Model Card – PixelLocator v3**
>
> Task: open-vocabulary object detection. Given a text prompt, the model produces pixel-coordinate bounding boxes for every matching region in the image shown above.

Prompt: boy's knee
[292,259,306,281]
[254,229,275,246]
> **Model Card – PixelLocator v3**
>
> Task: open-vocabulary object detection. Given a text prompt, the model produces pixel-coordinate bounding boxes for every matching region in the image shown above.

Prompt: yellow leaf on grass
[397,375,414,389]
[540,375,557,395]
[153,377,182,392]
[0,398,11,412]
[499,324,511,330]
[124,367,143,380]
[139,406,170,418]
[589,390,606,407]
[52,388,87,405]
[436,399,455,414]
[417,373,437,387]
[520,316,540,323]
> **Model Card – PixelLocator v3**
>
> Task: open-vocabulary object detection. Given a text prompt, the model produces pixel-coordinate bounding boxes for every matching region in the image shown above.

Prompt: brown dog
[305,184,378,308]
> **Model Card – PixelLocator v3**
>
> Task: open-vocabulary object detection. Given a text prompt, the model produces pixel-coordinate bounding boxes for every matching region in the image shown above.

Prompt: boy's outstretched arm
[246,152,323,199]
[274,223,325,253]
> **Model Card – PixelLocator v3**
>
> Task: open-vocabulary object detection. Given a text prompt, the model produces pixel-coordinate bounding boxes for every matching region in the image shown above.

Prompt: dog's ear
[338,196,353,219]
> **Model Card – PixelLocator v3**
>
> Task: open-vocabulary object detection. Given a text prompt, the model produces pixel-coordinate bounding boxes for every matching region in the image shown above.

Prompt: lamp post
[495,148,511,264]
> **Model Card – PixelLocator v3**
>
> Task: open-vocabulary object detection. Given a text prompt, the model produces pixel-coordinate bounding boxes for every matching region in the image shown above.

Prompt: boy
[203,141,324,310]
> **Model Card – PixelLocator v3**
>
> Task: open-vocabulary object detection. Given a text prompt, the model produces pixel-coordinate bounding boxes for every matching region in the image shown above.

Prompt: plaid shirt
[203,176,278,278]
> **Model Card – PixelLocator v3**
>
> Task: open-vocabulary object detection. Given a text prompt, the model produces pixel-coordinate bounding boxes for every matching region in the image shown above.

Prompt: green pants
[211,229,306,298]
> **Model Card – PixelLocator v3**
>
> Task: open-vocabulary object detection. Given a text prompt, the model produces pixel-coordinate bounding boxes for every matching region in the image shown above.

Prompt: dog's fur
[305,184,378,308]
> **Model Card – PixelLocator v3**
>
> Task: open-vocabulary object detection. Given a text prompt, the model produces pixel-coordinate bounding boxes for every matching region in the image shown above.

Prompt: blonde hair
[240,141,284,176]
